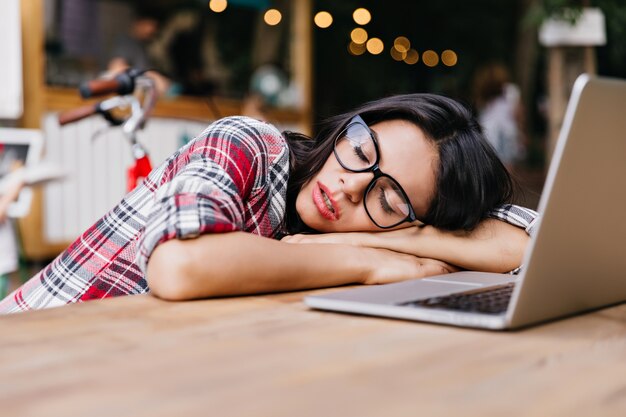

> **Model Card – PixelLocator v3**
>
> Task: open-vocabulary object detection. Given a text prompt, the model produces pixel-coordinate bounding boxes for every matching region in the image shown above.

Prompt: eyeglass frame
[332,115,422,229]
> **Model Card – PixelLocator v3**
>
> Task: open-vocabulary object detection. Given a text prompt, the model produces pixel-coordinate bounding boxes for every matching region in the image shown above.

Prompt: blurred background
[1,0,626,278]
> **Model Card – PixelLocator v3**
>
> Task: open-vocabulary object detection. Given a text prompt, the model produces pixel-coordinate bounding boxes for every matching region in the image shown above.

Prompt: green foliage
[525,0,585,26]
[595,0,626,77]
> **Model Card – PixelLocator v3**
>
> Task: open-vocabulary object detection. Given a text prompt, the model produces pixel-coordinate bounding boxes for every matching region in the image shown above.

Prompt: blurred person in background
[108,8,171,95]
[108,10,160,73]
[472,63,527,169]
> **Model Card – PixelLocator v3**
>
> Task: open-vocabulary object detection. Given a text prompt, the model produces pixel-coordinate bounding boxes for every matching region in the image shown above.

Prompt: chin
[299,217,331,233]
[297,212,338,233]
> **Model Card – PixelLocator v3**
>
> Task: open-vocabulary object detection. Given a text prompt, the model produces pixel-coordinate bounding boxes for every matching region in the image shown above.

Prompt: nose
[340,171,374,204]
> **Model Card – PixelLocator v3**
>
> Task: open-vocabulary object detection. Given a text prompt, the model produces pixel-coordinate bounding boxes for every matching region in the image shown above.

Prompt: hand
[282,233,459,285]
[358,247,459,286]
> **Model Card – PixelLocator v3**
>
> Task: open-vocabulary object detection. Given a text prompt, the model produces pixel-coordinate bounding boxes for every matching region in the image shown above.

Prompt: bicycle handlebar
[59,68,157,146]
[58,103,100,126]
[78,68,144,99]
[79,78,127,98]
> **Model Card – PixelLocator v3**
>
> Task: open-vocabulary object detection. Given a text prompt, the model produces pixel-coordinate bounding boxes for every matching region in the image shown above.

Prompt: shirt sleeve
[488,204,539,236]
[136,116,278,274]
[487,204,540,275]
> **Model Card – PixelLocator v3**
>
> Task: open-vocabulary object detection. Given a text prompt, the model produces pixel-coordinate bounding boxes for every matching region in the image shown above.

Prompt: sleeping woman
[0,94,537,313]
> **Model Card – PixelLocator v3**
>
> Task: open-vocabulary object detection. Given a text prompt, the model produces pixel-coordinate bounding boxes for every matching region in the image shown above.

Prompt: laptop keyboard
[399,282,516,314]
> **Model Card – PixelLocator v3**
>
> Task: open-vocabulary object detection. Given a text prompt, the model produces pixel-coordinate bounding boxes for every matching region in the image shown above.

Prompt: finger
[443,264,462,273]
[281,235,303,243]
[281,235,313,244]
[414,256,460,272]
[418,262,452,277]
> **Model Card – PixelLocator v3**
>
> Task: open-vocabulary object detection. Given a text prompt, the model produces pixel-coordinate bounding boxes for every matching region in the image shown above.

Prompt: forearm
[147,231,368,300]
[364,220,529,273]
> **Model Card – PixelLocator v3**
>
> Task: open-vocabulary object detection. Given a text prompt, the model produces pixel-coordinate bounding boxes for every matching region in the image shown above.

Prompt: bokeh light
[209,0,227,13]
[366,38,384,55]
[422,50,439,67]
[348,41,366,56]
[264,9,282,26]
[390,47,407,61]
[350,28,368,45]
[353,8,371,25]
[393,36,411,53]
[314,11,333,28]
[441,50,458,66]
[403,49,419,65]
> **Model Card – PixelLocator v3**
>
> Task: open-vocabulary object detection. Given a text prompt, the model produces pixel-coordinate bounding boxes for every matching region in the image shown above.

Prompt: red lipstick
[312,181,340,221]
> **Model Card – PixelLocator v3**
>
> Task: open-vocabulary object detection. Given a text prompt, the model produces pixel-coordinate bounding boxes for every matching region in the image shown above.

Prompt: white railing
[42,113,209,243]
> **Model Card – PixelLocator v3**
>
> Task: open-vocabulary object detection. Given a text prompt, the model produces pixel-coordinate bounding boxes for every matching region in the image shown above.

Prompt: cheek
[295,176,320,223]
[295,183,309,215]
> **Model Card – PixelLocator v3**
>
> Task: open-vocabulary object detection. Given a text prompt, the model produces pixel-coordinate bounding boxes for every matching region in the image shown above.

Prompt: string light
[348,41,366,56]
[393,37,411,53]
[403,49,419,65]
[264,9,282,26]
[366,38,384,55]
[209,0,227,13]
[353,8,371,25]
[314,11,333,28]
[422,50,439,67]
[390,47,407,61]
[350,28,368,45]
[441,50,458,66]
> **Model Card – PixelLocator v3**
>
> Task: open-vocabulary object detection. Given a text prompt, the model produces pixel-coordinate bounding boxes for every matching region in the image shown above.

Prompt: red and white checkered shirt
[0,116,290,313]
[0,116,538,313]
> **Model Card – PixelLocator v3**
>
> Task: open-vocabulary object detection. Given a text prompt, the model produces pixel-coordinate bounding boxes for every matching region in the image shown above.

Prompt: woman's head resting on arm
[283,94,513,234]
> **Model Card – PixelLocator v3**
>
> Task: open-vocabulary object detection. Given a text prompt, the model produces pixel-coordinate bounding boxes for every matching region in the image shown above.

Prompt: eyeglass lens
[364,177,413,227]
[335,123,377,169]
[335,123,412,228]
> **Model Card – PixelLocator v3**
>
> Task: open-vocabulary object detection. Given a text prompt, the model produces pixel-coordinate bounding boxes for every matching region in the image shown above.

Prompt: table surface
[1,288,625,417]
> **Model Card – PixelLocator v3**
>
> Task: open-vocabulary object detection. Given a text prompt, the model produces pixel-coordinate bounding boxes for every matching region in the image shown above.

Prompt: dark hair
[281,94,514,234]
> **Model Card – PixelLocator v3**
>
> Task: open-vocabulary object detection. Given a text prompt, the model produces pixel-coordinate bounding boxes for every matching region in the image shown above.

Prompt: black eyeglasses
[333,115,421,229]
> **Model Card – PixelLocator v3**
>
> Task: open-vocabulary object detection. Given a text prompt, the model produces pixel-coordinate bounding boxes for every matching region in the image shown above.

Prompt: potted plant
[532,0,606,47]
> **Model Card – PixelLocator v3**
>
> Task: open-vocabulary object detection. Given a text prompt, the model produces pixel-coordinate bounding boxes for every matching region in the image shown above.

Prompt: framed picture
[0,128,44,217]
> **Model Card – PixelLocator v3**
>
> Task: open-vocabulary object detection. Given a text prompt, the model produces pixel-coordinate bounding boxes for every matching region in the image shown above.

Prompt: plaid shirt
[0,116,538,313]
[0,117,289,313]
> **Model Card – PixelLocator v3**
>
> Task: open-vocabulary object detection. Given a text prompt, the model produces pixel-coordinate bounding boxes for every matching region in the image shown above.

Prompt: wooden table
[1,289,625,417]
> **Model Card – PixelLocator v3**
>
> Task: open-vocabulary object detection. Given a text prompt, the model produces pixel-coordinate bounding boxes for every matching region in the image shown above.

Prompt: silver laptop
[305,74,626,330]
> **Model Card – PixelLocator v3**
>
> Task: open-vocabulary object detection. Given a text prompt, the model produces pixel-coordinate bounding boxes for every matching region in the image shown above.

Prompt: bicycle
[58,68,158,192]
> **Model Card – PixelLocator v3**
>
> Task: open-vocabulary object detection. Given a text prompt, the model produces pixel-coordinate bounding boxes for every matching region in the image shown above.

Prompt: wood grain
[1,289,625,417]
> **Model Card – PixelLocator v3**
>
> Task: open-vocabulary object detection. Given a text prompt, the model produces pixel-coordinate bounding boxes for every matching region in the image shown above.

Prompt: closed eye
[352,145,370,163]
[377,186,395,214]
